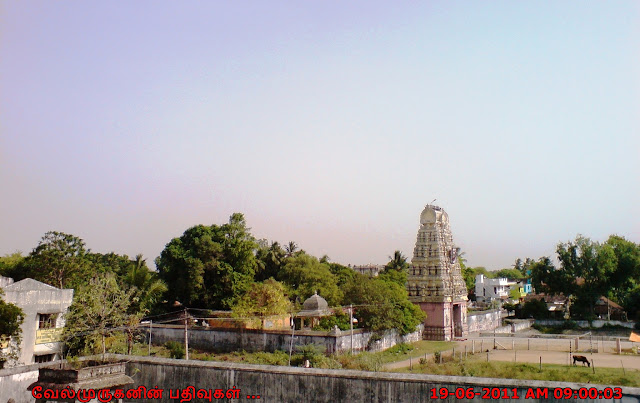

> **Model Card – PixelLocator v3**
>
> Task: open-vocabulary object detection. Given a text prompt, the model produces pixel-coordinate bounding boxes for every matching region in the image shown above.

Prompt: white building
[0,276,73,366]
[475,274,517,303]
[351,264,385,277]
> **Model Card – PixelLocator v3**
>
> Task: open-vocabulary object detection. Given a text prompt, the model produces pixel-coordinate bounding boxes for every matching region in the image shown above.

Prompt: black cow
[572,355,590,367]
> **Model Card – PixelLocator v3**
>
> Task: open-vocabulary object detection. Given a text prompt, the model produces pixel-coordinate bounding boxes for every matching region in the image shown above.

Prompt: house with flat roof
[0,275,73,366]
[475,274,517,303]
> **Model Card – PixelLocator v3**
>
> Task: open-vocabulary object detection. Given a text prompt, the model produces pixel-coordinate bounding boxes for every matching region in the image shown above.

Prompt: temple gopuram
[406,205,468,340]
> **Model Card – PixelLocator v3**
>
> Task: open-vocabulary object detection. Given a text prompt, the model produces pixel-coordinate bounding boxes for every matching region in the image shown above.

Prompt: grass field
[394,355,640,387]
[374,341,454,364]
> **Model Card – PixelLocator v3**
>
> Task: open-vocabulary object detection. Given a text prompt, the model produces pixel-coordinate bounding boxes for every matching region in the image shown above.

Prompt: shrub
[313,310,352,331]
[165,341,185,359]
[386,343,413,355]
[521,300,549,319]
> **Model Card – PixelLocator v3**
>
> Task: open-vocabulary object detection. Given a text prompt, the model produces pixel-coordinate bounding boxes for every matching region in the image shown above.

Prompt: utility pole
[148,320,152,356]
[350,304,354,354]
[184,308,189,360]
[288,308,296,366]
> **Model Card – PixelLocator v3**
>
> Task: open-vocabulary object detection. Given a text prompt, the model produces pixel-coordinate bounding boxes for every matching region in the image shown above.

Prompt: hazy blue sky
[1,1,638,270]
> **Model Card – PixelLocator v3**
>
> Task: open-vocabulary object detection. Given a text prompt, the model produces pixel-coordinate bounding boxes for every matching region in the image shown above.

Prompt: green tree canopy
[493,268,525,281]
[232,279,291,319]
[64,273,134,356]
[254,241,286,282]
[0,289,25,365]
[278,253,342,306]
[0,252,25,278]
[604,235,640,312]
[556,235,617,318]
[328,262,357,288]
[20,231,92,289]
[343,275,425,335]
[156,213,258,309]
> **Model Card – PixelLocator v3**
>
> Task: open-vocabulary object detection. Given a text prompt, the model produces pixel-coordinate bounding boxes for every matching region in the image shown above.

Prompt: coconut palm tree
[285,241,298,258]
[124,254,168,314]
[386,250,408,271]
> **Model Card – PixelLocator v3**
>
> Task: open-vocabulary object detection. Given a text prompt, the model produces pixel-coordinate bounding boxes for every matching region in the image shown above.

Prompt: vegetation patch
[395,357,640,387]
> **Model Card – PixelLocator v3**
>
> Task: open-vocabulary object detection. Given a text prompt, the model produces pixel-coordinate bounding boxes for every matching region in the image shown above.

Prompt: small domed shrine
[296,292,331,329]
[406,205,468,340]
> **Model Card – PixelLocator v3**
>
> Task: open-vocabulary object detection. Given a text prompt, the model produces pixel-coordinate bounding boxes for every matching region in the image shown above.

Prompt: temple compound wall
[146,324,423,354]
[406,205,469,341]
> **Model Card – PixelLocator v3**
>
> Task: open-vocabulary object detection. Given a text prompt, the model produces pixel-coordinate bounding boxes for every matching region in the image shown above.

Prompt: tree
[556,235,617,318]
[278,253,342,306]
[123,254,167,314]
[0,252,25,278]
[494,268,524,281]
[64,273,134,357]
[379,250,409,287]
[255,241,286,282]
[528,257,557,294]
[231,279,291,324]
[328,262,357,288]
[285,241,298,258]
[156,213,258,309]
[0,289,24,366]
[604,235,640,314]
[521,299,549,319]
[385,250,408,272]
[86,252,133,279]
[21,231,91,289]
[343,275,425,335]
[378,268,407,287]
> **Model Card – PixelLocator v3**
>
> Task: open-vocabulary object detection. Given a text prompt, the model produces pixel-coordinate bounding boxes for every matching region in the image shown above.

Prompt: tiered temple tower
[407,205,468,340]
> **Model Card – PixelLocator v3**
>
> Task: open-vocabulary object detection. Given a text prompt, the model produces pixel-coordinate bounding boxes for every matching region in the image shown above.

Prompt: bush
[250,351,289,366]
[386,343,413,355]
[165,341,185,359]
[313,310,352,331]
[292,344,327,367]
[521,300,549,319]
[335,352,383,371]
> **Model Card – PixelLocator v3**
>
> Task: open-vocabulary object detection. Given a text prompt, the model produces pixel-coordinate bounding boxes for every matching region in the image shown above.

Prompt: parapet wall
[122,355,640,402]
[3,355,640,402]
[0,362,46,403]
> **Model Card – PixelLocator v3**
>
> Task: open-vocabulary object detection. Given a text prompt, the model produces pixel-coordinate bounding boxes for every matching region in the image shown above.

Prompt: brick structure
[406,205,468,340]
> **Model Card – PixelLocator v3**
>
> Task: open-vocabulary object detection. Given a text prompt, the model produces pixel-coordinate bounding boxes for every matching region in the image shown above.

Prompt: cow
[572,355,591,367]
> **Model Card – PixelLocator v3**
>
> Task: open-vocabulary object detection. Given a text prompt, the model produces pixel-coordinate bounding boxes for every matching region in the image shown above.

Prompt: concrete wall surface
[118,355,640,403]
[467,310,501,333]
[0,362,44,403]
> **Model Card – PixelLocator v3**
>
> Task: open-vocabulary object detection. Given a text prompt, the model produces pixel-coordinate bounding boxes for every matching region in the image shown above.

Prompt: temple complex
[406,205,468,340]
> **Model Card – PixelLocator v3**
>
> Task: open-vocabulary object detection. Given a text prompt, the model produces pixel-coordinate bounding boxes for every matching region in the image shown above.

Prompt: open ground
[384,333,640,371]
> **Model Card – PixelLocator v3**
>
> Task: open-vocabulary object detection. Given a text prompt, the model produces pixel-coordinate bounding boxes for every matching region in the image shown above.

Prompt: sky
[1,1,638,271]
